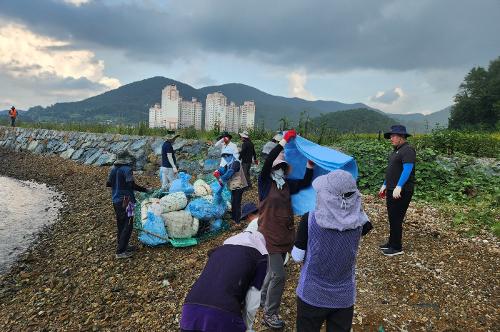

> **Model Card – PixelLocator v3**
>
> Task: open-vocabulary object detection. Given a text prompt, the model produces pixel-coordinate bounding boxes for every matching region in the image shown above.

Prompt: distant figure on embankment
[8,106,17,127]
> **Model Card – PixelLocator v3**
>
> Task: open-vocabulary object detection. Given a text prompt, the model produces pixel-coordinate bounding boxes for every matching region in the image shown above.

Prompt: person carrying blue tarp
[257,129,314,329]
[213,146,248,222]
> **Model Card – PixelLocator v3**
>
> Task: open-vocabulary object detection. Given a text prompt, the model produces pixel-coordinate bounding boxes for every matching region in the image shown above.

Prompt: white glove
[243,287,260,331]
[392,186,402,199]
[379,184,386,194]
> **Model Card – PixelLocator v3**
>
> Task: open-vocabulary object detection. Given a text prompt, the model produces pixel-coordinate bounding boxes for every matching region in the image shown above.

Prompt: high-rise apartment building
[148,103,163,128]
[161,85,181,130]
[240,101,256,130]
[225,101,240,133]
[180,97,203,130]
[205,92,227,131]
[149,86,256,132]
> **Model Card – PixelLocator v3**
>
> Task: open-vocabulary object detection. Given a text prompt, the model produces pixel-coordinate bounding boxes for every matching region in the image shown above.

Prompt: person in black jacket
[239,131,258,188]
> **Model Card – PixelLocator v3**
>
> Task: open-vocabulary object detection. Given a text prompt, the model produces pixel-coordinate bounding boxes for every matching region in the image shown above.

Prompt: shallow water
[0,176,62,274]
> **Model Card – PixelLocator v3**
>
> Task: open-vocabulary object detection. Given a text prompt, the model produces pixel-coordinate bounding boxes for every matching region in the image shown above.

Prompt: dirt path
[0,149,498,331]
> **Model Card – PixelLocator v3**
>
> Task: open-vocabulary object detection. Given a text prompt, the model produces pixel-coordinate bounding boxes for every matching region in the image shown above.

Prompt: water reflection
[0,176,62,274]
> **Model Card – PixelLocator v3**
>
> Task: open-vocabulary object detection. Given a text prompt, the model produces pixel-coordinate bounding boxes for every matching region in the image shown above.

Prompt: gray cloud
[1,0,499,74]
[0,71,112,109]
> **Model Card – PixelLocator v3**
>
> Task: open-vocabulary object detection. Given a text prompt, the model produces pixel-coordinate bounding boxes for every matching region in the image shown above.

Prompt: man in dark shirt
[160,133,179,191]
[106,150,149,259]
[239,131,258,188]
[378,125,416,256]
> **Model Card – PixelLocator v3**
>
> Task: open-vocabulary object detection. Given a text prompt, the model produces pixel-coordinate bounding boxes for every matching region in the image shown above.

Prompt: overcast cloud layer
[0,0,499,113]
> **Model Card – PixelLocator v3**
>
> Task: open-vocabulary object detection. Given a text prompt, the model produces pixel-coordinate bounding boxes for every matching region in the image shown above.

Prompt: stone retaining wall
[0,126,222,175]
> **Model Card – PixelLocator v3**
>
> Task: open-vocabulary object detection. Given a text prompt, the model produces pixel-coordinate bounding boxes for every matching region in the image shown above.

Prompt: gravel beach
[0,148,498,331]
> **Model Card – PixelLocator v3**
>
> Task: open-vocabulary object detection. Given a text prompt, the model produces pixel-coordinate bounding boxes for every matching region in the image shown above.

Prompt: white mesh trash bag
[162,210,199,238]
[159,192,188,213]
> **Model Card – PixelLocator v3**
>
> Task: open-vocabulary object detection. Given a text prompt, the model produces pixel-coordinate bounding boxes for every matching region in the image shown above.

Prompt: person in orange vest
[8,106,17,127]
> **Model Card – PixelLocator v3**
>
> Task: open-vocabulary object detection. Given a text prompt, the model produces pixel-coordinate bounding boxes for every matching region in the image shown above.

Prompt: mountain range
[2,76,451,132]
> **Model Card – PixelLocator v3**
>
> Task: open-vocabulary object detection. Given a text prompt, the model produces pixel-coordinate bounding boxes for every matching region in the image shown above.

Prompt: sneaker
[115,251,134,259]
[379,243,390,250]
[126,245,138,252]
[263,312,285,329]
[382,248,404,256]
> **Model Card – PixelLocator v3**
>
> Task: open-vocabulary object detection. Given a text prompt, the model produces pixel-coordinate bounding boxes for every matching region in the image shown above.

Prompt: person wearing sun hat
[214,131,239,166]
[106,150,149,259]
[378,124,416,256]
[239,130,258,188]
[160,132,180,190]
[291,170,372,332]
[257,129,314,329]
[213,145,248,222]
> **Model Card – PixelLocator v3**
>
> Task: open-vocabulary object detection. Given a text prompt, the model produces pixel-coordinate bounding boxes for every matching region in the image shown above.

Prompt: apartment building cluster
[149,85,255,132]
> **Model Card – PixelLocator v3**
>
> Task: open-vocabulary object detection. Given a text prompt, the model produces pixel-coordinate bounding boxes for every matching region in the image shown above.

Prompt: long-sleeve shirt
[217,160,241,183]
[258,143,313,202]
[240,140,257,164]
[106,164,147,204]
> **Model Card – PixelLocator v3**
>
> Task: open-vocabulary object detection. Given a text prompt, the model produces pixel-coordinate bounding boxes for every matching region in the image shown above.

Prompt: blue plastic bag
[210,181,231,205]
[169,172,195,195]
[187,198,226,221]
[210,219,223,232]
[138,212,169,246]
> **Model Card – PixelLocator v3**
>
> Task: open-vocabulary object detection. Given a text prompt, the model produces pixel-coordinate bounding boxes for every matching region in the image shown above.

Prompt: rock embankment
[0,126,221,175]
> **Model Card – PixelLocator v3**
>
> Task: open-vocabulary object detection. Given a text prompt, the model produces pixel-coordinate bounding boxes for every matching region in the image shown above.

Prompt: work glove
[378,184,386,199]
[213,170,221,179]
[392,186,402,199]
[283,129,297,142]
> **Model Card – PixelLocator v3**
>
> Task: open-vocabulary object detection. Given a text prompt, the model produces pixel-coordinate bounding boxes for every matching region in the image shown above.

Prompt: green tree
[449,57,500,130]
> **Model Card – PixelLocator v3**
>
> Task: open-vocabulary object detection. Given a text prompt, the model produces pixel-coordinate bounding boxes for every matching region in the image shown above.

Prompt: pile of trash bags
[135,172,232,247]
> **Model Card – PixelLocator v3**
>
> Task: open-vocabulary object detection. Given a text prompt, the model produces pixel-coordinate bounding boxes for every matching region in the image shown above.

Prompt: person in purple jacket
[180,230,268,332]
[292,170,372,332]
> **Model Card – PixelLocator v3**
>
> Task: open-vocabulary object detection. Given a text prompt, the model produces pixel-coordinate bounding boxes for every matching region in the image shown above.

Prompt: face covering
[271,168,286,190]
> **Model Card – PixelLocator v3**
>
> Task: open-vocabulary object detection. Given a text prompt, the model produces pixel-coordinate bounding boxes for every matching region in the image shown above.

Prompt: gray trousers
[242,162,252,188]
[261,253,286,315]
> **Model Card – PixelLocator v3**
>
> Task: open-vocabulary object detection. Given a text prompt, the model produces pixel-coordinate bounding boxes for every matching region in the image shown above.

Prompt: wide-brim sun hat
[239,131,249,139]
[384,125,411,139]
[272,151,288,168]
[240,203,258,221]
[114,150,135,165]
[217,131,233,140]
[165,133,180,140]
[312,169,368,231]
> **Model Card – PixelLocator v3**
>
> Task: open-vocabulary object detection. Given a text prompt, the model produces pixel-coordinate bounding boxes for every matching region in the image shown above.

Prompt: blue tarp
[284,135,358,215]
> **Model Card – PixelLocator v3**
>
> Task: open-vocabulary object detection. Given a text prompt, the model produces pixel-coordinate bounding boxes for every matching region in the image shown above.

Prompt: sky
[0,0,499,115]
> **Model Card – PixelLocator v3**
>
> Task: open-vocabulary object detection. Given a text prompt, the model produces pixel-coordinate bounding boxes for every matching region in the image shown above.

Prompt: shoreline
[0,148,498,331]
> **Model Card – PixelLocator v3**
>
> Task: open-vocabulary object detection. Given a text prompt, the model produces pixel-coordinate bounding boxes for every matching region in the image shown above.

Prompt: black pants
[296,297,353,332]
[231,188,244,223]
[113,203,133,254]
[10,118,15,127]
[386,189,413,250]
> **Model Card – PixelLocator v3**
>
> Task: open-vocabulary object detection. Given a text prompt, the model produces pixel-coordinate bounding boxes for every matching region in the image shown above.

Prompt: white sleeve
[243,286,261,331]
[214,138,224,148]
[166,153,177,171]
[291,246,305,263]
